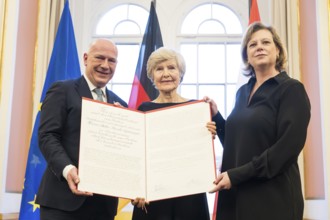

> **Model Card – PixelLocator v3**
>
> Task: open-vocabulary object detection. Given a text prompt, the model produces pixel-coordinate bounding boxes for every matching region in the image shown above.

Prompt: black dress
[213,72,311,220]
[132,101,210,220]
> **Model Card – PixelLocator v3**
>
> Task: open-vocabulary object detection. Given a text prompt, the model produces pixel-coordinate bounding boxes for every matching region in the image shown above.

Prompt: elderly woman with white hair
[131,47,216,220]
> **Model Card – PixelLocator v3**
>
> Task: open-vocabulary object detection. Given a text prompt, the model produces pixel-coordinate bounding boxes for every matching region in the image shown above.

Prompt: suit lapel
[75,76,117,104]
[75,76,93,99]
[106,89,113,104]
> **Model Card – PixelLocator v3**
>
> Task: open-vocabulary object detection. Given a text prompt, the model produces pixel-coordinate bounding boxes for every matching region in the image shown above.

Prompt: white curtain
[271,0,301,80]
[0,0,7,104]
[272,0,305,200]
[32,0,65,119]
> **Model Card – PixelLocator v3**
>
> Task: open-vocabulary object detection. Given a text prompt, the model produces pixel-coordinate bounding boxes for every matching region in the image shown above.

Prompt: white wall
[0,0,22,214]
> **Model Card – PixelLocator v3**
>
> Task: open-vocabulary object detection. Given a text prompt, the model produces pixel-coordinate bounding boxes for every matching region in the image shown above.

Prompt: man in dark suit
[37,39,128,220]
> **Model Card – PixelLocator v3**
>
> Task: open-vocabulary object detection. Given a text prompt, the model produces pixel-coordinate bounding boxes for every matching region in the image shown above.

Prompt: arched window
[94,4,149,102]
[179,3,243,118]
[180,5,243,207]
[95,4,148,35]
[177,2,244,211]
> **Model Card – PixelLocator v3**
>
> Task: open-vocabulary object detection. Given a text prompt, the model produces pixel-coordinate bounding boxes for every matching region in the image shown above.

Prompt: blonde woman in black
[209,22,311,220]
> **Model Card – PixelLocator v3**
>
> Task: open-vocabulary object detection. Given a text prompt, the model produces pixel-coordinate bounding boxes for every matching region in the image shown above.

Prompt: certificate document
[78,98,216,201]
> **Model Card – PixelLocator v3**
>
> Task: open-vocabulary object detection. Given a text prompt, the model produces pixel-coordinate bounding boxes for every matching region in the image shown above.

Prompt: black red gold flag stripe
[128,1,163,109]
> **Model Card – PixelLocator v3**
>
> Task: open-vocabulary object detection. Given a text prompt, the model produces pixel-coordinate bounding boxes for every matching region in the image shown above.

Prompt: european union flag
[19,1,81,219]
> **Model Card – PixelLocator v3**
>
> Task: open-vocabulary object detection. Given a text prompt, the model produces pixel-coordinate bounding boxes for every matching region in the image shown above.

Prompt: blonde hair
[241,22,287,76]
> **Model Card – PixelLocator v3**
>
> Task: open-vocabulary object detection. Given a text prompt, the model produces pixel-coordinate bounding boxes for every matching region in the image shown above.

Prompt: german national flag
[128,1,163,109]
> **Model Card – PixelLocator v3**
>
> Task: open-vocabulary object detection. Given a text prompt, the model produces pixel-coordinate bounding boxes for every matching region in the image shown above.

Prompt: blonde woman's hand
[209,172,232,193]
[206,121,217,139]
[203,96,218,117]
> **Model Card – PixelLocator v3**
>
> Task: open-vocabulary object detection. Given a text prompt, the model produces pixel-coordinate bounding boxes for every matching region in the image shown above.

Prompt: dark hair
[241,22,287,76]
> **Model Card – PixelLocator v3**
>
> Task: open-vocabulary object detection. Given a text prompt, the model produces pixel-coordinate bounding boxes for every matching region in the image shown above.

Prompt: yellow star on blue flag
[19,1,81,219]
[28,195,40,212]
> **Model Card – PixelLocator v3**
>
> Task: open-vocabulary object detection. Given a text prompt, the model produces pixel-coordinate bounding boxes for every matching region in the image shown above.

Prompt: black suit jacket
[36,76,128,213]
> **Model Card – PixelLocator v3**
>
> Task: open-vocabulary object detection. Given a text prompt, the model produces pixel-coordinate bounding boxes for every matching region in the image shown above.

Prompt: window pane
[181,3,242,34]
[109,84,132,104]
[199,85,225,117]
[198,20,225,34]
[114,21,141,35]
[198,44,225,83]
[96,4,148,35]
[226,85,236,117]
[127,4,148,30]
[214,138,223,170]
[180,44,197,83]
[179,85,197,100]
[198,84,225,173]
[226,44,241,83]
[96,5,127,35]
[181,4,210,34]
[112,45,140,83]
[212,4,242,34]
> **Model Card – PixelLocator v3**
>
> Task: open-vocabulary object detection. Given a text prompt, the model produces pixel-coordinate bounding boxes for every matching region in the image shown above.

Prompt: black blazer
[36,76,127,212]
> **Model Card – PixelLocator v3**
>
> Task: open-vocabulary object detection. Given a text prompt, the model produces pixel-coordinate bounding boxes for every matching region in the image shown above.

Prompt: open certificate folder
[78,98,216,201]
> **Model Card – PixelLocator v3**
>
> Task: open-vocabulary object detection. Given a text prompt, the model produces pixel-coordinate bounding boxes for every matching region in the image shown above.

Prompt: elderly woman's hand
[131,197,149,213]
